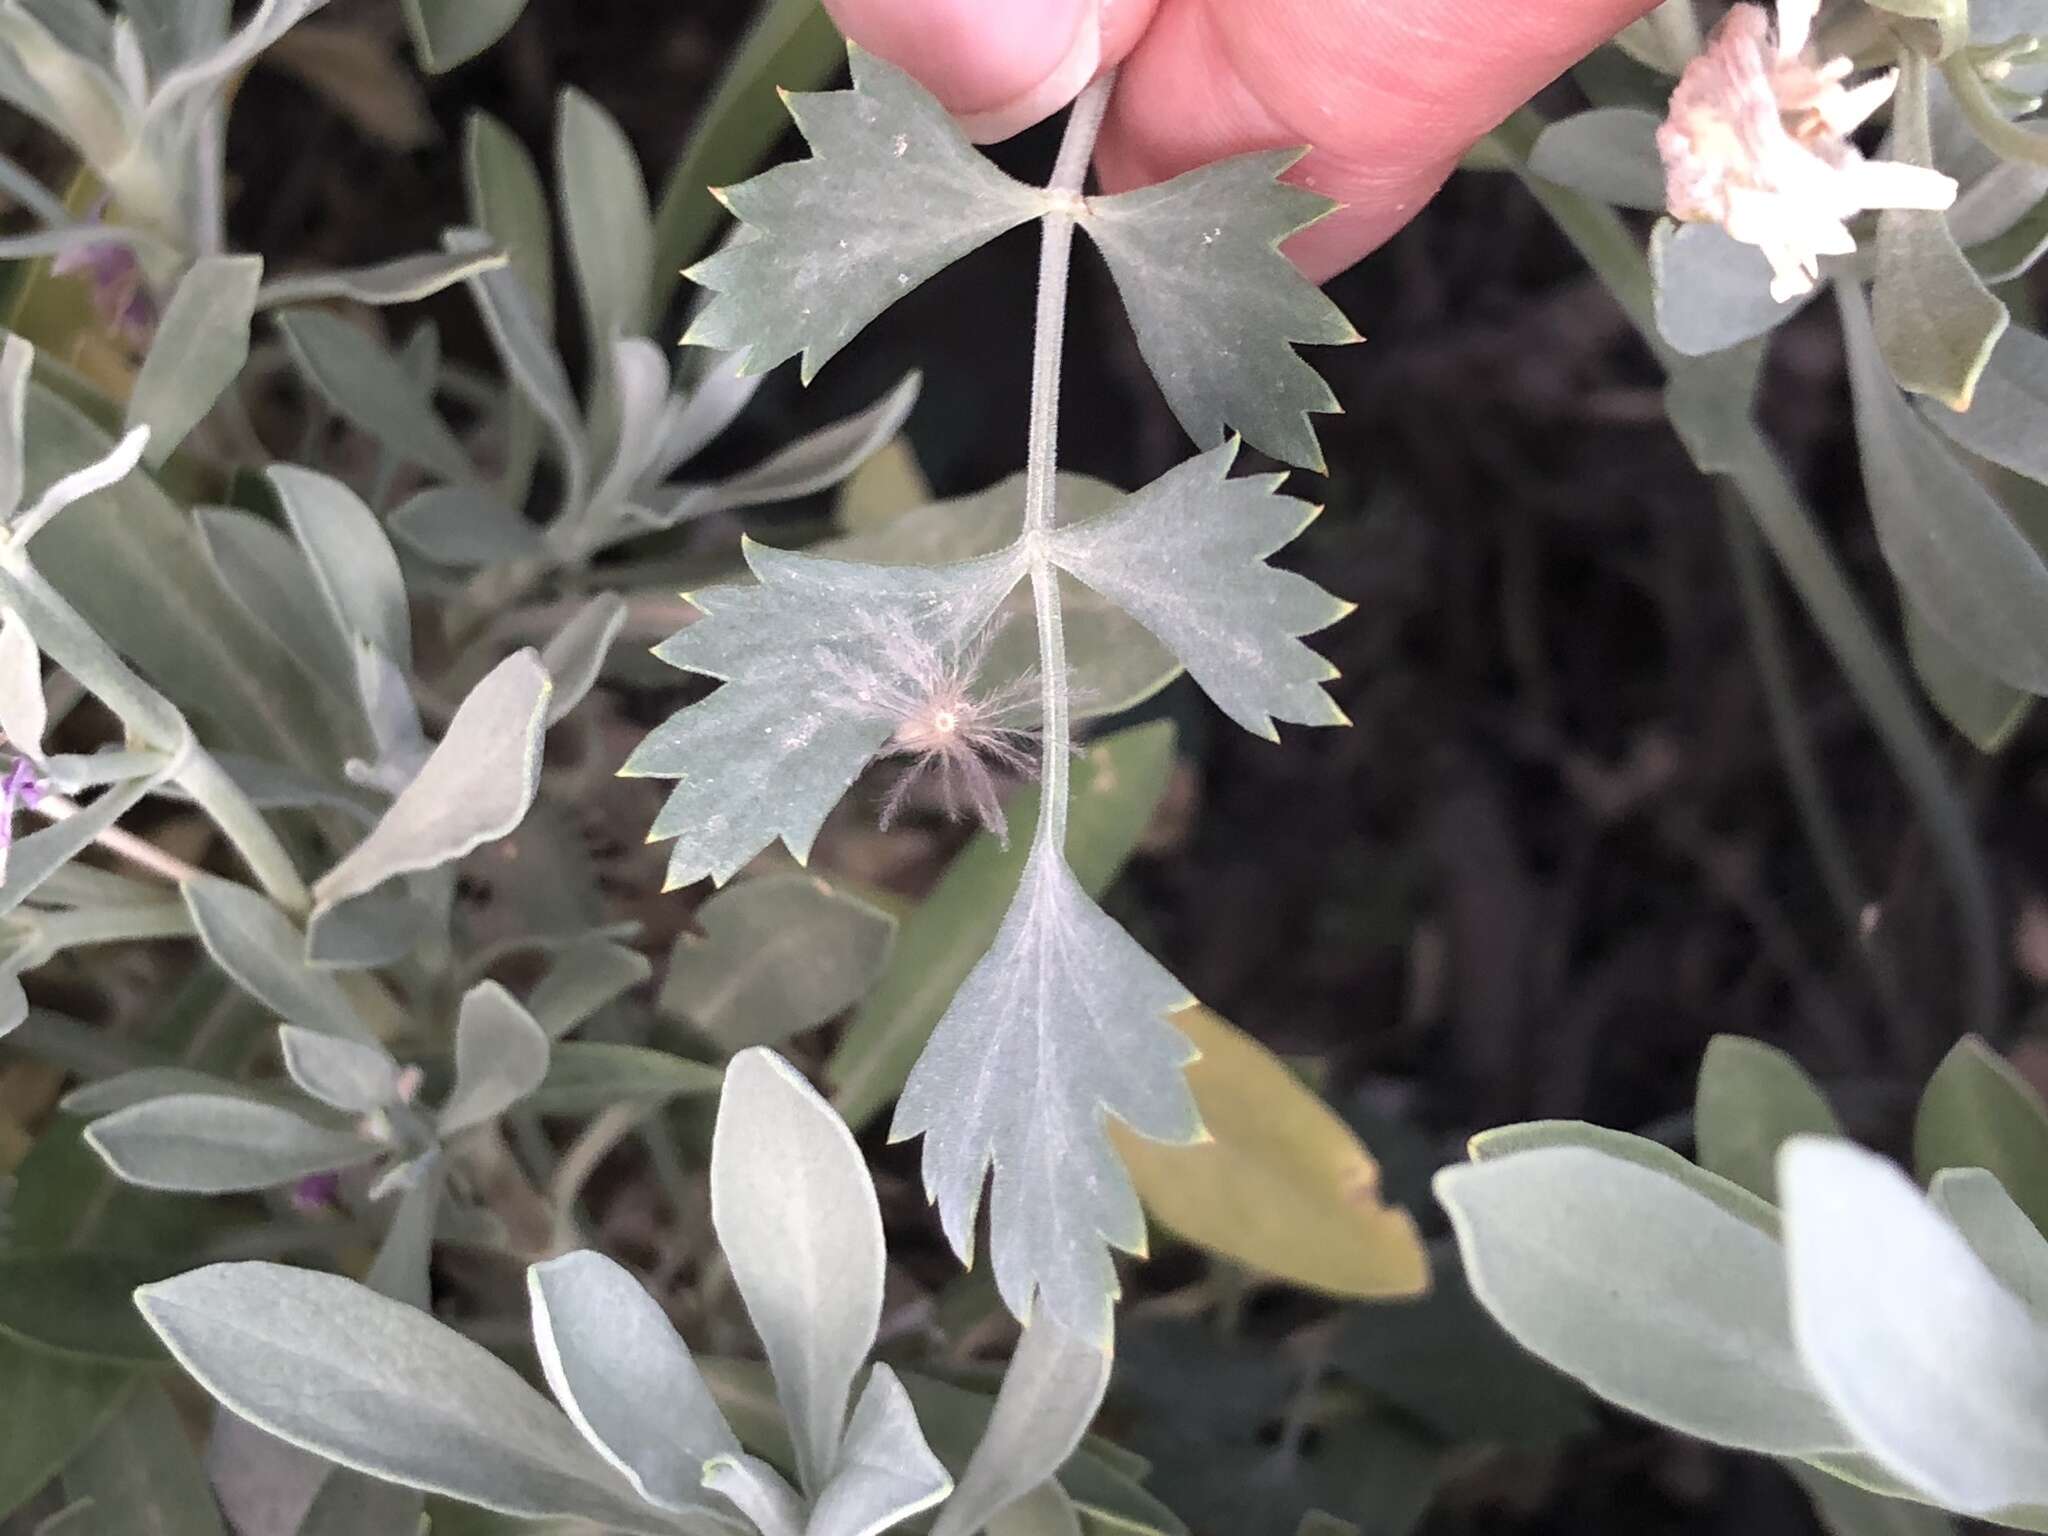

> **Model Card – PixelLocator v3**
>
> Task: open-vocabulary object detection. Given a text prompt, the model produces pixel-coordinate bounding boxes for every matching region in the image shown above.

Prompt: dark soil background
[219,2,2048,1534]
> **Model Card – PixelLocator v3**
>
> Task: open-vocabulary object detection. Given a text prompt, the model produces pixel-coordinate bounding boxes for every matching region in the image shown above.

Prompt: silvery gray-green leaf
[62,1382,225,1536]
[524,1041,723,1114]
[137,1262,680,1534]
[705,1455,805,1536]
[0,332,30,517]
[646,350,759,483]
[402,0,523,72]
[268,463,413,674]
[1468,1118,1780,1233]
[1693,1034,1841,1204]
[309,651,550,958]
[557,87,651,398]
[22,380,334,765]
[276,309,476,485]
[1923,323,2048,486]
[0,555,182,749]
[1528,108,1666,210]
[541,592,627,725]
[527,936,651,1039]
[464,108,553,326]
[60,1066,255,1117]
[0,606,46,756]
[183,874,374,1042]
[1048,441,1346,739]
[279,1024,403,1114]
[86,1093,370,1192]
[124,255,260,465]
[0,773,156,916]
[1613,0,1702,73]
[681,47,1045,383]
[1078,150,1355,472]
[625,539,1024,888]
[894,844,1199,1345]
[1928,1166,2048,1314]
[364,1150,444,1311]
[256,245,506,310]
[1781,1136,2048,1515]
[296,1472,427,1536]
[117,0,226,76]
[1653,219,1812,356]
[192,506,360,721]
[806,1366,951,1536]
[1875,55,2009,411]
[388,486,542,567]
[1434,1144,1854,1455]
[930,1315,1109,1536]
[347,637,429,795]
[528,1249,740,1514]
[711,1048,885,1493]
[652,371,921,531]
[438,981,551,1135]
[1904,600,2031,751]
[660,872,895,1051]
[8,418,151,546]
[446,225,588,511]
[0,7,131,175]
[1839,284,2048,694]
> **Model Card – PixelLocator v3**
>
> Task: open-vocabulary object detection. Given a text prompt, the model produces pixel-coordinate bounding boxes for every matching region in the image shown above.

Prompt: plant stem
[1488,107,2003,1042]
[30,792,206,887]
[1943,55,2048,169]
[1023,71,1115,856]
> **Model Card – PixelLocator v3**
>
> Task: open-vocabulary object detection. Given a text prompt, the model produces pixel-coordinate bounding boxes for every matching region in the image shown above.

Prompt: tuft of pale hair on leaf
[813,610,1041,841]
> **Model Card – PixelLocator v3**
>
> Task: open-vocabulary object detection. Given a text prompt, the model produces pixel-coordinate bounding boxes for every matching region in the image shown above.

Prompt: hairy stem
[1024,71,1116,855]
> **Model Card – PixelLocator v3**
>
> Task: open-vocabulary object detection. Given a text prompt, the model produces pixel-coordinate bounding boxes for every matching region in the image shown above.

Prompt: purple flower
[0,758,46,879]
[290,1172,343,1213]
[51,237,158,350]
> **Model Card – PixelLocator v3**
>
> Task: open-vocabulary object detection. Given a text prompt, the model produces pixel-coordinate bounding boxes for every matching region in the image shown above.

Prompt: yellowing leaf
[1111,1007,1429,1300]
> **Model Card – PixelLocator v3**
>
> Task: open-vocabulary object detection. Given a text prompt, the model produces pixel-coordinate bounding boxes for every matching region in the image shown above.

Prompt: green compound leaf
[1047,441,1348,739]
[1078,150,1357,472]
[893,844,1200,1346]
[624,540,1026,889]
[681,46,1045,383]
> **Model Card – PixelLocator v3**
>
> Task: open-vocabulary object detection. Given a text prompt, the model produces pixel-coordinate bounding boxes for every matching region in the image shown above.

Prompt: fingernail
[956,1,1101,143]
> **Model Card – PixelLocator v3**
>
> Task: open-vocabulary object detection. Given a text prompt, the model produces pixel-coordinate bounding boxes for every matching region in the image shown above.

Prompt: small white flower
[1657,0,1959,302]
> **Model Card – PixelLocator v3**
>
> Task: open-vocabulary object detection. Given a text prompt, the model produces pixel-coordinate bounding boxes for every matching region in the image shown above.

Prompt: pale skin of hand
[822,0,1661,281]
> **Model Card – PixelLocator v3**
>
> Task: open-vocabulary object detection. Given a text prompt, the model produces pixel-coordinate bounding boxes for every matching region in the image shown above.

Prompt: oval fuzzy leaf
[1839,283,2048,694]
[437,981,551,1136]
[1929,1166,2048,1313]
[1528,107,1667,209]
[465,108,554,325]
[136,1262,669,1532]
[309,651,551,961]
[557,86,653,381]
[193,506,361,723]
[400,0,524,72]
[805,1366,951,1536]
[388,485,542,567]
[1694,1035,1842,1202]
[256,247,506,310]
[1782,1136,2048,1515]
[1652,219,1813,356]
[1435,1145,1853,1455]
[1914,1035,2048,1238]
[1109,1007,1428,1300]
[279,1025,403,1114]
[1924,323,2048,488]
[268,463,413,675]
[660,873,895,1051]
[1874,55,2008,410]
[125,255,261,465]
[930,1316,1109,1536]
[85,1095,370,1193]
[183,876,375,1043]
[527,938,652,1040]
[524,1040,724,1114]
[528,1249,739,1514]
[276,309,475,485]
[711,1049,885,1493]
